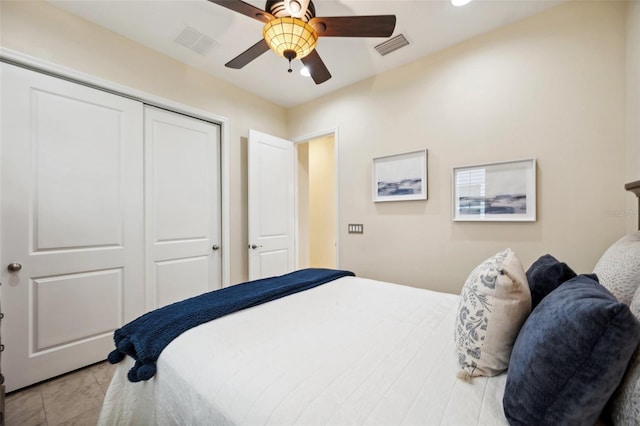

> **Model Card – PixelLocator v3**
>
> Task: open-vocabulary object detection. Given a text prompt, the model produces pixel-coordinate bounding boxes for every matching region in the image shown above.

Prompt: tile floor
[4,361,116,426]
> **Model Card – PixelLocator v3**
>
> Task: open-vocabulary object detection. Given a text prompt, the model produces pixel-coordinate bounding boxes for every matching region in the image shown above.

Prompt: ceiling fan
[208,0,397,84]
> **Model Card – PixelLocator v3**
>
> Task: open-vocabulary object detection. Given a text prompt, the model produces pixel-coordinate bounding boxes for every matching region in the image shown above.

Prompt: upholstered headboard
[626,180,640,230]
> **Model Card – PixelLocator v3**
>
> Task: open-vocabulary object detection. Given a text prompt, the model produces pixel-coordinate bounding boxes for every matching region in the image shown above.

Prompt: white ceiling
[49,0,567,108]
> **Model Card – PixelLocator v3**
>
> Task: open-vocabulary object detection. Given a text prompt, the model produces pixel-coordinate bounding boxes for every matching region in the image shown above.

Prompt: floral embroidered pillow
[454,248,531,378]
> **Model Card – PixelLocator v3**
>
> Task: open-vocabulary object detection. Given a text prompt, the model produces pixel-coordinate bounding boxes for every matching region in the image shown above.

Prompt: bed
[99,182,640,426]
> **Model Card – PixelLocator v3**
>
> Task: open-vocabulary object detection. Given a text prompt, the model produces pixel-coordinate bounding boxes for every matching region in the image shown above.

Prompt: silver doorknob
[212,245,220,251]
[7,263,22,272]
[249,244,263,249]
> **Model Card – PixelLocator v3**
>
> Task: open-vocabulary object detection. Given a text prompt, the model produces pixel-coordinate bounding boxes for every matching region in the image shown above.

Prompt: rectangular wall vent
[174,26,216,55]
[375,34,410,56]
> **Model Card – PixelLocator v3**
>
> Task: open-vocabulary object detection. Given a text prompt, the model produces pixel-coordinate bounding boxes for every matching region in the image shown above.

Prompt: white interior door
[0,63,145,392]
[145,106,221,309]
[248,129,296,280]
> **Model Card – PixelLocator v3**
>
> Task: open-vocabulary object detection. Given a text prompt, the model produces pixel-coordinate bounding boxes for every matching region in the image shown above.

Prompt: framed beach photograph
[452,158,536,222]
[372,149,427,202]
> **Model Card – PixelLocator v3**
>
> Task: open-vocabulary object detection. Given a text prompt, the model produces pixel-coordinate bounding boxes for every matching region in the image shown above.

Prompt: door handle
[249,244,263,250]
[212,245,220,251]
[7,263,22,272]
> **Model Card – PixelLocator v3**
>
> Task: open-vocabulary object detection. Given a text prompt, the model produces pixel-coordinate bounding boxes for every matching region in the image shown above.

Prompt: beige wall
[0,0,288,284]
[627,1,640,233]
[309,136,336,268]
[288,1,629,294]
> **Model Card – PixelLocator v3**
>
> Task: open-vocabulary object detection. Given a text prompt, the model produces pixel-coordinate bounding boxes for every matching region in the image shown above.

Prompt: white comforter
[99,276,508,425]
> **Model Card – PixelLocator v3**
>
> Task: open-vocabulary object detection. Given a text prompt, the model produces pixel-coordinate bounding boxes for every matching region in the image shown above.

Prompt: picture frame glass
[373,149,427,202]
[453,158,536,221]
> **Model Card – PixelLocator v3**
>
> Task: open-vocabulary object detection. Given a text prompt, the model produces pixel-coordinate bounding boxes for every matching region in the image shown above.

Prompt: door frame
[290,127,340,270]
[0,47,231,288]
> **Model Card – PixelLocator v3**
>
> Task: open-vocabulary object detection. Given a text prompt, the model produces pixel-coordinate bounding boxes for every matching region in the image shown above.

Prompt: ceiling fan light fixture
[263,17,318,61]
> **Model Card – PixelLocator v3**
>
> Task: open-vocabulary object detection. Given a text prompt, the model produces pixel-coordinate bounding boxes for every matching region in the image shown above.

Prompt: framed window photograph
[372,149,427,202]
[452,158,536,222]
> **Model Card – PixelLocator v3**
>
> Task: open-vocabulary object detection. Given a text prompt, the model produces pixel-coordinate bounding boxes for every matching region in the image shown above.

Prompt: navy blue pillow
[503,275,640,425]
[525,254,576,308]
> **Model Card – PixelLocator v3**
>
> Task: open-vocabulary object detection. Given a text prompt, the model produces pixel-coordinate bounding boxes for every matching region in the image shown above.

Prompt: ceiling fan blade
[310,15,396,38]
[225,39,270,69]
[207,0,274,23]
[301,50,331,85]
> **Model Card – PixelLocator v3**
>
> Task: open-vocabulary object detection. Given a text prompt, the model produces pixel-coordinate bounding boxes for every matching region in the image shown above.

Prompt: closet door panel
[152,119,210,241]
[155,256,209,308]
[0,63,144,392]
[34,89,123,249]
[33,269,122,350]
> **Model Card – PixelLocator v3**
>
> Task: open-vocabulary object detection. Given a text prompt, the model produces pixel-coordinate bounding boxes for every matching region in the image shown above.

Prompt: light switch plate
[348,224,364,234]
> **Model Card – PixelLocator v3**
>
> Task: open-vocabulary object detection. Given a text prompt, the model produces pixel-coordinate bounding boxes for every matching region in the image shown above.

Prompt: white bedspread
[99,276,508,425]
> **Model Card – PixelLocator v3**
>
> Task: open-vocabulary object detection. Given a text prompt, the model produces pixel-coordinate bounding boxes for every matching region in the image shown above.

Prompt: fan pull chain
[283,49,296,74]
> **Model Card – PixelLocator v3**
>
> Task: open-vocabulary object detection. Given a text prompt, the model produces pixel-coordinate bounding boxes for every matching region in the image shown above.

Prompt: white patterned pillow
[593,232,640,305]
[608,285,640,424]
[454,248,531,378]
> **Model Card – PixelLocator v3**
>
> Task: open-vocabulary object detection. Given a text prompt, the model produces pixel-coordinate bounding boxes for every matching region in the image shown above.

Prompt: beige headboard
[625,180,640,230]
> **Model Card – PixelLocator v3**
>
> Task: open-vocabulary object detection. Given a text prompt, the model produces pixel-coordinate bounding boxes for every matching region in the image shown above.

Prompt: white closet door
[144,106,221,309]
[0,63,145,392]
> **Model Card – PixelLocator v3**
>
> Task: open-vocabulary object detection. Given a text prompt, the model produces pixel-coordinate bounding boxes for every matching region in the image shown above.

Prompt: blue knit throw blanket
[107,268,355,382]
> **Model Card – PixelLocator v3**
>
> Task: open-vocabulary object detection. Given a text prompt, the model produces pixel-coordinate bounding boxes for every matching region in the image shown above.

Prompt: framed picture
[452,158,536,222]
[372,149,427,202]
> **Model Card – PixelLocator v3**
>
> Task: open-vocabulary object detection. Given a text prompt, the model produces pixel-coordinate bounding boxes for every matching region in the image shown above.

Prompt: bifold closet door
[144,106,221,310]
[0,63,145,392]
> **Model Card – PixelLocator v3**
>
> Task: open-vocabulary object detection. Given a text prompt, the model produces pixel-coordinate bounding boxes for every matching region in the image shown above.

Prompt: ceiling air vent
[174,26,216,55]
[374,34,409,56]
